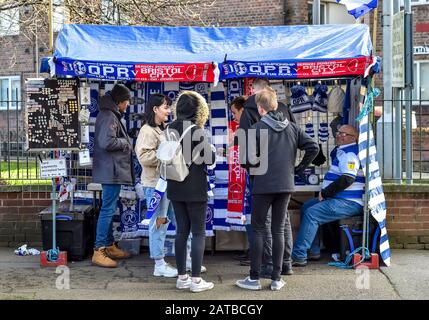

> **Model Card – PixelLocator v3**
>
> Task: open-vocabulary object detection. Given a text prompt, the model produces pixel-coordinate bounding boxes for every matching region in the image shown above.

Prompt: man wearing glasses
[291,125,364,266]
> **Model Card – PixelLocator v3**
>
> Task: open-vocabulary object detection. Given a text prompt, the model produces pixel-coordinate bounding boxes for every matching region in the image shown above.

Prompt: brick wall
[0,191,51,247]
[202,0,293,26]
[385,185,429,249]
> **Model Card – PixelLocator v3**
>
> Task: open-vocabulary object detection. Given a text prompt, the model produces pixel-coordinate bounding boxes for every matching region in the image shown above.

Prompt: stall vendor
[292,125,365,266]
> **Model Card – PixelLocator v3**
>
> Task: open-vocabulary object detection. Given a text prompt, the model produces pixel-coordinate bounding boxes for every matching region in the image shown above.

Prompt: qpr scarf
[140,177,167,226]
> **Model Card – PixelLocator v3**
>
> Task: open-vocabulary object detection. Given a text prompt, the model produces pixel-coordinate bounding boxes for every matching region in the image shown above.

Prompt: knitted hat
[290,85,312,113]
[327,85,345,113]
[312,84,328,113]
[111,84,131,103]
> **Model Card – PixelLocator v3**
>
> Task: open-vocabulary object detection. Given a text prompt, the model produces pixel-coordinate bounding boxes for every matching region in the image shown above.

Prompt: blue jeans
[95,184,121,249]
[144,187,176,260]
[292,197,363,261]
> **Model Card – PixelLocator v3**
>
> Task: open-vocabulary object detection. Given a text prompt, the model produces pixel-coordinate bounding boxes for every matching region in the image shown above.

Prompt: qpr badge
[148,192,162,211]
[121,209,138,227]
[233,62,248,76]
[73,61,87,75]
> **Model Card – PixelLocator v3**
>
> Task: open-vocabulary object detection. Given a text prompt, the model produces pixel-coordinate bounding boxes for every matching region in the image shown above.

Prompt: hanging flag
[336,0,378,19]
[358,94,391,267]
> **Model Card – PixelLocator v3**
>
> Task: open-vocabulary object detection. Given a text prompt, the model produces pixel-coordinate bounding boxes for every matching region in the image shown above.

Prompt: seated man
[292,125,364,266]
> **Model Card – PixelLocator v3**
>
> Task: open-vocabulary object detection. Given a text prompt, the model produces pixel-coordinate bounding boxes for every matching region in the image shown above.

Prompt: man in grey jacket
[92,84,135,268]
[236,88,318,291]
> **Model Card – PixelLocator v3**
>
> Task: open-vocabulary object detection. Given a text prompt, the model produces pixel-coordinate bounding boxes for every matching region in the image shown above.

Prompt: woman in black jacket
[166,91,216,293]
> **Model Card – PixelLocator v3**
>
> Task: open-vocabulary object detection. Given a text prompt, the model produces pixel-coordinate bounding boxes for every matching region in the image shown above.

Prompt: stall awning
[51,23,375,82]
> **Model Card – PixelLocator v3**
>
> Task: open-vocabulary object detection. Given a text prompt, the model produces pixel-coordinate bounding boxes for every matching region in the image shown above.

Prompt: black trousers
[172,201,207,277]
[250,193,291,281]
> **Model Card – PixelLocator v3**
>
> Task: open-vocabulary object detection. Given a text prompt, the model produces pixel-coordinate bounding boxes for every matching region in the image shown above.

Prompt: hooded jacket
[92,93,134,185]
[242,110,319,194]
[239,94,296,132]
[166,91,216,202]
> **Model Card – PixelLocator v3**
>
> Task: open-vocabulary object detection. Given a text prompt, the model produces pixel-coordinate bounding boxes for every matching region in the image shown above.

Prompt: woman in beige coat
[135,94,179,278]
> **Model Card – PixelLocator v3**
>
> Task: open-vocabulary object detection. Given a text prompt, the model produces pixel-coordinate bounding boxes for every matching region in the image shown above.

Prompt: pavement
[0,248,427,300]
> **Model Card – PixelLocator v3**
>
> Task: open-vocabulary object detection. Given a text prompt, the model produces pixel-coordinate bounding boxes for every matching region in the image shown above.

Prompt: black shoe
[292,259,307,267]
[308,253,321,261]
[281,265,294,276]
[234,250,250,261]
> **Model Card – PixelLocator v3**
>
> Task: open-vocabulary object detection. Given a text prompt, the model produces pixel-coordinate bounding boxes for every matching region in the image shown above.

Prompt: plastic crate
[40,203,94,261]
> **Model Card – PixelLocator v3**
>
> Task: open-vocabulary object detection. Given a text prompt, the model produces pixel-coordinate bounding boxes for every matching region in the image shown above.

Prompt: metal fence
[1,93,429,192]
[0,99,95,193]
[373,87,429,183]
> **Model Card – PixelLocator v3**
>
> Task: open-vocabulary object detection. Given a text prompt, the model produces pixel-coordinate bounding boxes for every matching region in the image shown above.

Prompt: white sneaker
[186,261,207,273]
[270,279,285,291]
[190,279,214,293]
[153,263,178,278]
[176,276,192,290]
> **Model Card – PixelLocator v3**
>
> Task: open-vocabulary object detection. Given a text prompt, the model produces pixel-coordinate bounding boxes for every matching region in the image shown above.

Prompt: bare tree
[0,0,216,69]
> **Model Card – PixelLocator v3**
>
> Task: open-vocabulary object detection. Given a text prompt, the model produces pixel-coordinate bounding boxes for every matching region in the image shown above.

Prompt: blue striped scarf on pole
[357,86,391,267]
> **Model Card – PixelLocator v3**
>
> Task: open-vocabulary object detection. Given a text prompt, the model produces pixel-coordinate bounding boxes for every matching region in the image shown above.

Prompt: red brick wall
[202,0,296,26]
[385,186,429,249]
[1,188,429,249]
[0,191,51,247]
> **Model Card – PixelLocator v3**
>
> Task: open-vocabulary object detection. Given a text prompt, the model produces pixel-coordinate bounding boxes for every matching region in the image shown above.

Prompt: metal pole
[48,0,54,54]
[404,0,413,184]
[52,177,56,251]
[313,0,320,25]
[35,22,39,78]
[363,86,371,258]
[379,0,394,179]
[393,0,403,183]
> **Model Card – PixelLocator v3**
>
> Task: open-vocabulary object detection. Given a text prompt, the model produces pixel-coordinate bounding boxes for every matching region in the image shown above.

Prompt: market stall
[36,23,388,265]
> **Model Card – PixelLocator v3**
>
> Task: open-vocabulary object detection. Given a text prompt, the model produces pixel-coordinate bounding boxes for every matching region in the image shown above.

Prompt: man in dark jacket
[92,84,134,268]
[238,78,296,276]
[239,78,295,131]
[236,88,318,291]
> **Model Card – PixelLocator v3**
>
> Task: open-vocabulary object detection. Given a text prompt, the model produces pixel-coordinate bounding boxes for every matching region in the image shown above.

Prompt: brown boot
[105,243,131,259]
[92,247,117,268]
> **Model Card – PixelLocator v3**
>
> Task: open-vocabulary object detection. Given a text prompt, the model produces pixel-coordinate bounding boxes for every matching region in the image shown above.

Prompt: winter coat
[166,92,216,202]
[241,110,319,194]
[92,93,134,185]
[239,94,296,132]
[135,124,163,188]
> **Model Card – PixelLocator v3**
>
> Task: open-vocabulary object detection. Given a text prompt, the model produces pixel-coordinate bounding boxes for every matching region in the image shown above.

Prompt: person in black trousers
[236,88,318,291]
[238,78,296,276]
[166,91,216,293]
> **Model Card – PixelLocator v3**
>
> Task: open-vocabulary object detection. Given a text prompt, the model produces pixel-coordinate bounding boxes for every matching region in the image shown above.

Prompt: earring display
[26,78,80,151]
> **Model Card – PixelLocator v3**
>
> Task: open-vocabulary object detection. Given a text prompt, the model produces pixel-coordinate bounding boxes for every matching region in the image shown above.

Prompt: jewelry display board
[25,78,80,151]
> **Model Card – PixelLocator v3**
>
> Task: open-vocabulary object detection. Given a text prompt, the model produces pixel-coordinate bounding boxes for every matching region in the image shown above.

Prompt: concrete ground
[0,248,427,300]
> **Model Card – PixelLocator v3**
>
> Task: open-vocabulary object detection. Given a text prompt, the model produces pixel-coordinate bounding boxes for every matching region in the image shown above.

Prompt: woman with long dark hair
[135,94,178,277]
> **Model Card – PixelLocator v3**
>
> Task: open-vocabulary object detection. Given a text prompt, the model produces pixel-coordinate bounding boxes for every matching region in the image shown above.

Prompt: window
[0,76,21,110]
[410,0,429,5]
[413,61,429,103]
[308,2,326,24]
[400,0,429,6]
[0,8,20,36]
